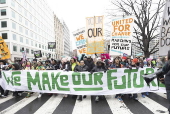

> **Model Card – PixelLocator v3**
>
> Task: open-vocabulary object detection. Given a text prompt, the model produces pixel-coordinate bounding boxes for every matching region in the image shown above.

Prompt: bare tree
[110,0,165,58]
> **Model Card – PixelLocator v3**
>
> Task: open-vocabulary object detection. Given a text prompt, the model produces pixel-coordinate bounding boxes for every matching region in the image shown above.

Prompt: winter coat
[163,60,170,87]
[91,61,107,73]
[84,60,95,72]
[74,65,88,72]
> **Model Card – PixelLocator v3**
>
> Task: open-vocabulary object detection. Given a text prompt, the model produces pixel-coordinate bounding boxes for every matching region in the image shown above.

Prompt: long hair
[113,57,121,67]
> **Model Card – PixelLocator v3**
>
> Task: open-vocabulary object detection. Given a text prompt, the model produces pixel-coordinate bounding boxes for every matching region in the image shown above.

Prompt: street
[0,92,168,114]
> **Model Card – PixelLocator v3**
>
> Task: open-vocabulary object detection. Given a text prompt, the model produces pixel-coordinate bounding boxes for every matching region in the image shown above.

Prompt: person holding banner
[91,60,107,102]
[162,50,170,113]
[109,57,124,101]
[84,56,95,72]
[36,61,45,98]
[128,58,139,101]
[74,60,88,101]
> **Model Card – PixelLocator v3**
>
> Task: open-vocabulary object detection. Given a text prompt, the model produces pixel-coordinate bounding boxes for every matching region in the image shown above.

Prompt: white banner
[159,1,170,56]
[73,28,87,56]
[110,16,134,55]
[0,68,165,95]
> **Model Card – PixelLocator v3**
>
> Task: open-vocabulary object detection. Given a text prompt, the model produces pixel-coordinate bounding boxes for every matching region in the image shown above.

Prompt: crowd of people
[0,55,168,102]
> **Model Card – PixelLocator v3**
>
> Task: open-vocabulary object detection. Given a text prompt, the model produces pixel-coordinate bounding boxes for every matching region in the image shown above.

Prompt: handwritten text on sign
[73,28,87,55]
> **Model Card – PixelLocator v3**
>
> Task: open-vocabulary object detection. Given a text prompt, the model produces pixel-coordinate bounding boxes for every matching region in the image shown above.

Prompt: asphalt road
[0,92,169,114]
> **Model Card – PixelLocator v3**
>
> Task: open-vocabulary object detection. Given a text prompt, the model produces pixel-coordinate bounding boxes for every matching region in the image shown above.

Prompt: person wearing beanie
[121,56,127,67]
[128,59,139,101]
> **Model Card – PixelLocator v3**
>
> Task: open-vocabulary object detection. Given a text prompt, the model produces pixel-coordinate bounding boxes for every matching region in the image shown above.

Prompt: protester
[128,58,139,101]
[36,61,45,98]
[74,60,88,101]
[91,60,107,102]
[84,56,95,72]
[162,50,170,113]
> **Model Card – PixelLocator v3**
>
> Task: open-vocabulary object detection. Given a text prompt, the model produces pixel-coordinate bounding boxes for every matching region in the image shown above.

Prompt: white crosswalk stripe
[138,95,168,114]
[0,93,169,114]
[0,94,38,114]
[72,96,92,114]
[34,95,63,114]
[156,92,167,99]
[105,95,133,114]
[0,95,13,104]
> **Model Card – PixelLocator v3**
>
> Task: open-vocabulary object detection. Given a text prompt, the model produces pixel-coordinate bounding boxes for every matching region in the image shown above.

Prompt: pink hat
[146,58,152,61]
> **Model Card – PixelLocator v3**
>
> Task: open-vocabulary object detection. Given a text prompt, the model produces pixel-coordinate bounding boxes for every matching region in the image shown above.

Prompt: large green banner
[0,68,165,95]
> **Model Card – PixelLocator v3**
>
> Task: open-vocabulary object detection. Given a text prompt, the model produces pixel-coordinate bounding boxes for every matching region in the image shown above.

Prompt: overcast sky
[47,0,110,49]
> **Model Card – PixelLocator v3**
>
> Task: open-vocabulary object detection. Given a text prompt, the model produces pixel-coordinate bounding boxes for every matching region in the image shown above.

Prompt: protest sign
[159,1,170,56]
[48,42,56,49]
[73,28,87,56]
[1,68,165,95]
[110,16,134,55]
[86,16,104,54]
[0,36,10,60]
[34,50,42,58]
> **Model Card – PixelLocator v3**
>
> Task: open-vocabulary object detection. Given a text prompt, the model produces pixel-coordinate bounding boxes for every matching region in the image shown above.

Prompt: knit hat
[122,56,127,60]
[132,58,138,63]
[146,58,152,61]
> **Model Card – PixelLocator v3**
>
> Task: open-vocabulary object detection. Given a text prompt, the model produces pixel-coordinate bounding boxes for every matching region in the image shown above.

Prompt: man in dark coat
[74,60,88,101]
[162,50,170,113]
[84,56,95,72]
[91,61,107,102]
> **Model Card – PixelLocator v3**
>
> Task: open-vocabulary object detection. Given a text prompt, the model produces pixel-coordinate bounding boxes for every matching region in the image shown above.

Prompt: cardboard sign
[159,1,170,56]
[110,16,134,55]
[73,28,87,56]
[86,16,104,54]
[0,37,10,60]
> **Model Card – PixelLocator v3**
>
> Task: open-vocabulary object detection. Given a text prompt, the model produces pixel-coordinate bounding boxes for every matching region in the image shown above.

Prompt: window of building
[11,0,15,7]
[26,39,29,44]
[12,10,15,18]
[31,50,34,54]
[12,22,16,29]
[24,9,27,17]
[2,33,7,39]
[1,21,7,28]
[1,9,6,16]
[19,15,22,22]
[26,48,29,53]
[25,29,28,35]
[20,47,24,52]
[13,46,17,52]
[25,20,28,26]
[20,37,23,43]
[19,26,23,33]
[31,40,33,46]
[13,34,16,40]
[35,43,37,47]
[39,44,41,48]
[18,5,22,13]
[0,0,6,4]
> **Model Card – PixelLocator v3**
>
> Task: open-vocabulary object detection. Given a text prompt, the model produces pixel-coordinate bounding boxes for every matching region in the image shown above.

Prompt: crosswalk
[0,92,169,114]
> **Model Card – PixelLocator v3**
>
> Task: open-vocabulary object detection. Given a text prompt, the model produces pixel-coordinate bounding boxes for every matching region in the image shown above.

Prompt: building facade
[0,0,56,62]
[132,37,159,58]
[54,15,64,59]
[62,21,70,56]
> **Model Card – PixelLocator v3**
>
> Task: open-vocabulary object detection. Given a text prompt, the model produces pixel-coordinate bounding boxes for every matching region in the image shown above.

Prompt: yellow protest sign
[0,36,10,60]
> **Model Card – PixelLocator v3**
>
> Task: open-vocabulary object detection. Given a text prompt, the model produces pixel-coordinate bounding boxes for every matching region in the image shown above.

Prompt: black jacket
[91,61,107,73]
[74,65,88,72]
[84,60,95,72]
[163,61,170,86]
